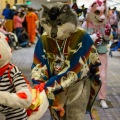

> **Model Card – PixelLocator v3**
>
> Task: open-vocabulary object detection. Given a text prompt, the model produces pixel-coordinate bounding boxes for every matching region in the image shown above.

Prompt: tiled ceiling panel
[107,0,120,10]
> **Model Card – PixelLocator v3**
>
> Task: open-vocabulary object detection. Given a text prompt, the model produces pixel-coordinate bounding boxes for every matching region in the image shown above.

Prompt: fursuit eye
[94,10,100,15]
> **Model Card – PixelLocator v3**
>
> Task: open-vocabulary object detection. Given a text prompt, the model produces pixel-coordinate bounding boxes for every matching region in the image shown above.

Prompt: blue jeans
[15,27,23,36]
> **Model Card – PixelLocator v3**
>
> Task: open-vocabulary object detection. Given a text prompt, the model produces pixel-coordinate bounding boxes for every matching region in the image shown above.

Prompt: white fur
[0,32,7,40]
[42,22,76,40]
[0,36,12,68]
[86,0,106,26]
[86,12,106,26]
[78,13,85,22]
[96,5,105,11]
[0,88,32,108]
[57,22,76,40]
[90,33,98,42]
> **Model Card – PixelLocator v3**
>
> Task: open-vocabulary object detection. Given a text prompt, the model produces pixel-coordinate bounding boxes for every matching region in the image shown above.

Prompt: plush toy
[82,0,111,109]
[31,2,102,120]
[0,32,49,120]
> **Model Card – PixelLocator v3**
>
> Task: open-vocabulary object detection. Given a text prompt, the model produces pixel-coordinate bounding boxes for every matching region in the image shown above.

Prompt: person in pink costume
[82,0,111,109]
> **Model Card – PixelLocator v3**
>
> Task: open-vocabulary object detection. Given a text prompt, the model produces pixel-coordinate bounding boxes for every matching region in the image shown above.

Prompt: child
[17,27,31,47]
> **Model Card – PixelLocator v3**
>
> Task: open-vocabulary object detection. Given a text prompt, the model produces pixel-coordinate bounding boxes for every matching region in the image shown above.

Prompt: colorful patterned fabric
[32,29,101,116]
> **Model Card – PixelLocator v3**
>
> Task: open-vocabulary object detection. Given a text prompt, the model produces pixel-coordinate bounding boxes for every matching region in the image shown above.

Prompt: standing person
[82,0,111,109]
[31,2,101,120]
[13,11,25,36]
[2,3,14,32]
[26,7,38,44]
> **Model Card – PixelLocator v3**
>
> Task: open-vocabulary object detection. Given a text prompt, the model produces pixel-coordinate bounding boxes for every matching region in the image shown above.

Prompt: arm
[82,21,98,43]
[0,66,32,108]
[16,16,25,23]
[0,27,8,34]
[89,45,101,80]
[103,23,111,43]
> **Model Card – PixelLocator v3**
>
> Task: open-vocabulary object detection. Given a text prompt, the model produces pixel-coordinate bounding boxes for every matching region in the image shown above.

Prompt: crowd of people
[1,2,43,50]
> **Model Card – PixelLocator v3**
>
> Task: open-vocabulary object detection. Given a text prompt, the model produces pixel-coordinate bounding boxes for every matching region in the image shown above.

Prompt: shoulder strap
[8,64,15,84]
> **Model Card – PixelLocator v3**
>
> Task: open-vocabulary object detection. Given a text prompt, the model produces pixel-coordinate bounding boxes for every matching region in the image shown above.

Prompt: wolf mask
[41,2,78,40]
[86,0,107,26]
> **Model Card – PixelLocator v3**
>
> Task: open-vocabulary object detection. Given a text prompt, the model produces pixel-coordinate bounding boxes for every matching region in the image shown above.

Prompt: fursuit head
[41,2,78,40]
[86,0,107,26]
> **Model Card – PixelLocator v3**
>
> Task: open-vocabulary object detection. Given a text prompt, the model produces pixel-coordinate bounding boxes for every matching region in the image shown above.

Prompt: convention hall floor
[1,43,120,120]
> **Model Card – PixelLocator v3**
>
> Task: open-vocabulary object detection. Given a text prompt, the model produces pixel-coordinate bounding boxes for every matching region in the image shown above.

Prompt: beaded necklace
[53,39,67,75]
[55,39,67,57]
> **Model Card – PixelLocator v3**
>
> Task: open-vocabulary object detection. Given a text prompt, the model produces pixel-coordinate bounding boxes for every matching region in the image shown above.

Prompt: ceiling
[44,0,120,10]
[107,0,120,10]
[29,0,120,10]
[31,0,67,4]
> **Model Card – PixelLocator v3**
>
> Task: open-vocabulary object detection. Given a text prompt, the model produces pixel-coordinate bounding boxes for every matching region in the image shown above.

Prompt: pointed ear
[41,5,49,13]
[60,4,70,13]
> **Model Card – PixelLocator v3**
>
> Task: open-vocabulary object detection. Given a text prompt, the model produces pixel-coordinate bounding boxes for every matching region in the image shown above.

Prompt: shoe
[31,42,35,44]
[28,43,31,47]
[100,100,108,109]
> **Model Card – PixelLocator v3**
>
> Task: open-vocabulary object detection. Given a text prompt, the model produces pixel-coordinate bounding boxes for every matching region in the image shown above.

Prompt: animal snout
[100,15,105,21]
[51,33,57,38]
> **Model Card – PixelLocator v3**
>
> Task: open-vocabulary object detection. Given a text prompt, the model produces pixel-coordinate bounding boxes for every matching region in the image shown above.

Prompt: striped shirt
[0,64,28,120]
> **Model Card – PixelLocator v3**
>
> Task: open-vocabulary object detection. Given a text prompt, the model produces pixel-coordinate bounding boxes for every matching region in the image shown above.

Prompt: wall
[0,0,24,18]
[29,0,68,9]
[76,0,93,8]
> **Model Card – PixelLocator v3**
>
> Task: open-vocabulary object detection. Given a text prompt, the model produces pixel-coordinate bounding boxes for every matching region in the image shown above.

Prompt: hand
[34,83,45,92]
[105,24,111,36]
[90,33,98,42]
[94,32,102,45]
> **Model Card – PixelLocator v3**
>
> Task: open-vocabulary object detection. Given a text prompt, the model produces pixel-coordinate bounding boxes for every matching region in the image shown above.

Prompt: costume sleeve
[0,66,32,108]
[82,21,98,42]
[31,37,50,84]
[89,45,101,81]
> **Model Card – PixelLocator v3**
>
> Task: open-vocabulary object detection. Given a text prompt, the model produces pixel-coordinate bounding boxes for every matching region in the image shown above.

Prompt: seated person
[17,27,31,47]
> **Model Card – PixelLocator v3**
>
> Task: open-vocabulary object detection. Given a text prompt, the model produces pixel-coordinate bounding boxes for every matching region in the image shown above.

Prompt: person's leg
[30,29,36,43]
[61,78,90,120]
[98,54,108,108]
[16,27,22,36]
[5,20,13,32]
